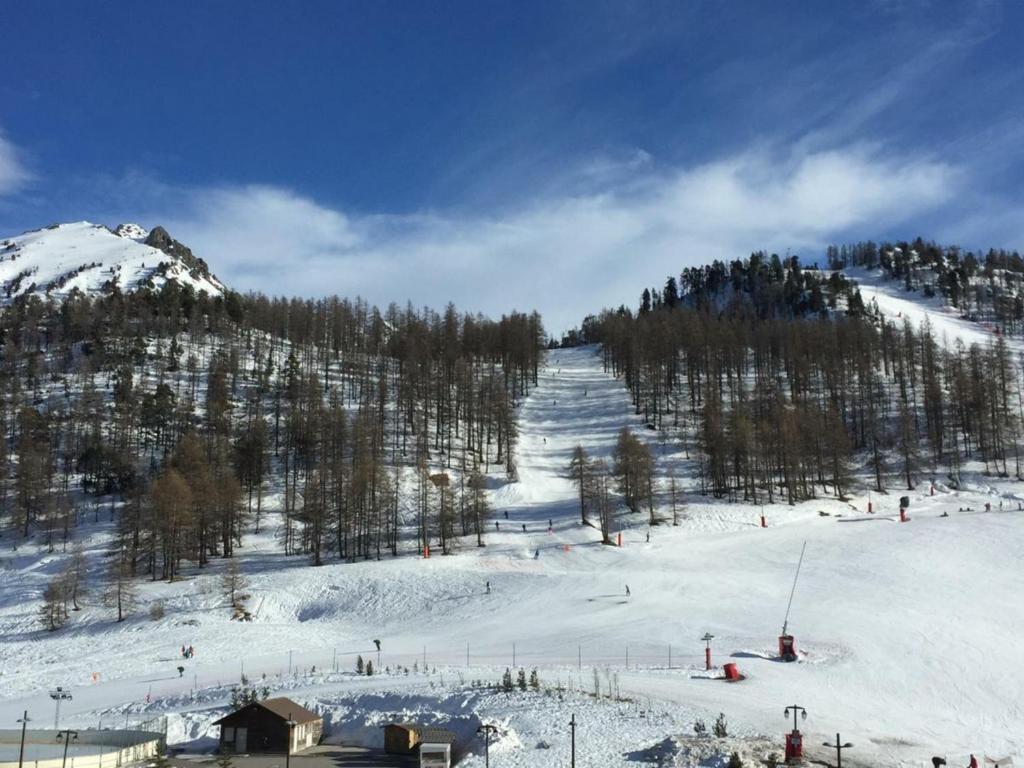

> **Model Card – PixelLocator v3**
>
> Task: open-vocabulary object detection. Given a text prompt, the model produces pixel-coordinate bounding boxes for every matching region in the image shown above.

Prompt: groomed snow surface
[1,347,1022,767]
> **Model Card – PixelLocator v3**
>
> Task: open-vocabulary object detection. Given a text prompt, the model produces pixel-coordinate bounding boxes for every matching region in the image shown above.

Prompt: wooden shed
[383,724,457,756]
[213,697,322,755]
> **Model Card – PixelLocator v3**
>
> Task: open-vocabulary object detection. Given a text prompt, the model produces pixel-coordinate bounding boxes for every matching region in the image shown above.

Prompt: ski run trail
[2,342,1023,767]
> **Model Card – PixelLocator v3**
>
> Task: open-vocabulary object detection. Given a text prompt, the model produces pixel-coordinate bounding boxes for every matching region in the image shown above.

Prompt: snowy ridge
[0,221,225,303]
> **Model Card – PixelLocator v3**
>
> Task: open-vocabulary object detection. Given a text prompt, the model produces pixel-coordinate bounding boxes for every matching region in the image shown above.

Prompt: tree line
[0,280,542,627]
[567,252,1022,504]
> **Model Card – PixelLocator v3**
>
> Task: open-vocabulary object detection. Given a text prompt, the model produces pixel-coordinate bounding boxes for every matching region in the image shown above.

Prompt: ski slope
[846,267,1003,349]
[0,347,1022,766]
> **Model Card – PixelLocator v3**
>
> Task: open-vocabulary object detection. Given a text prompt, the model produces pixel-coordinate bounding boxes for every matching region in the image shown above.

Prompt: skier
[504,510,509,519]
[177,666,185,678]
[646,530,650,542]
[625,585,631,597]
[522,523,526,532]
[486,581,491,594]
[495,521,500,531]
[534,549,539,559]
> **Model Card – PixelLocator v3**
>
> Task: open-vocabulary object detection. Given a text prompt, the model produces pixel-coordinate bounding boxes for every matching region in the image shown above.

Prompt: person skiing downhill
[625,585,631,597]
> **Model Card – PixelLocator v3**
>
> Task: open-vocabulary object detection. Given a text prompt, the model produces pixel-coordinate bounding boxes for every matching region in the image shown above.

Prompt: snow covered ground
[1,346,1022,767]
[846,267,1001,348]
[0,222,224,302]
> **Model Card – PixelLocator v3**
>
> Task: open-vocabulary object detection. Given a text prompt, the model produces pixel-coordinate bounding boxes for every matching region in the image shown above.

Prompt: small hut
[214,697,322,755]
[383,723,457,756]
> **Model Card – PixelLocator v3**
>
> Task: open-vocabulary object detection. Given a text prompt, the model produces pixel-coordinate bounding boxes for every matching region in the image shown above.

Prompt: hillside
[0,221,225,303]
[0,347,1021,767]
[0,231,1021,766]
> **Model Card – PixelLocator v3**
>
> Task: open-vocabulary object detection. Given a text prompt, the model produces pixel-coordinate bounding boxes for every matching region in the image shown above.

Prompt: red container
[778,634,797,661]
[785,730,803,761]
[723,662,741,681]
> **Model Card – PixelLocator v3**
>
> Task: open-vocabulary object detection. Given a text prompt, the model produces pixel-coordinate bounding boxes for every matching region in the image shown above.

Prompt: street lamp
[822,733,853,768]
[16,711,30,768]
[50,687,73,730]
[56,729,78,768]
[701,633,715,670]
[783,705,807,732]
[285,714,297,768]
[782,706,807,762]
[476,724,497,767]
[568,713,576,768]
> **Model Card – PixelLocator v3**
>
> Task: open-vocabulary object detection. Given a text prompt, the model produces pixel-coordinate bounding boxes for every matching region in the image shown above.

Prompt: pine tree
[713,713,728,737]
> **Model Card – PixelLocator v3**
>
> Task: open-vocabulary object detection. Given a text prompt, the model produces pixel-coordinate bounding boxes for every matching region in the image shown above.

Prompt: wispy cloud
[146,144,956,334]
[0,131,30,195]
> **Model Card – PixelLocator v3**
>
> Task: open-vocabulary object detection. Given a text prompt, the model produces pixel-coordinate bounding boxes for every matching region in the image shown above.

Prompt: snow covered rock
[0,221,225,303]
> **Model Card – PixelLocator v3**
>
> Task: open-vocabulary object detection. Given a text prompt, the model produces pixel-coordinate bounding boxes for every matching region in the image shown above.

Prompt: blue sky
[1,0,1023,332]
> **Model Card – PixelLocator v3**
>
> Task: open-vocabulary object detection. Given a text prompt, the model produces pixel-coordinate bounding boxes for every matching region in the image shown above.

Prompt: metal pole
[512,642,516,668]
[782,541,807,636]
[668,644,672,669]
[59,729,78,768]
[578,645,581,671]
[569,713,576,768]
[17,711,29,768]
[466,642,470,667]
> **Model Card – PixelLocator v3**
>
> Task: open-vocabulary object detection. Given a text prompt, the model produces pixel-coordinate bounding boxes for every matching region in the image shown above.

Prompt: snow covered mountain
[0,221,225,303]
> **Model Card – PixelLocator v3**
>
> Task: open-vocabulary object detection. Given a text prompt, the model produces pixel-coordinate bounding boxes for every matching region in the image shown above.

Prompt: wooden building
[382,723,457,757]
[214,697,322,755]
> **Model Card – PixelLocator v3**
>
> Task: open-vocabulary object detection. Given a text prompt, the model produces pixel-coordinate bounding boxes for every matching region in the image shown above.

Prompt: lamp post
[822,733,853,768]
[285,714,297,768]
[783,705,806,762]
[701,633,715,670]
[50,688,73,730]
[784,705,806,732]
[16,711,30,768]
[57,729,78,768]
[568,713,576,768]
[476,724,497,767]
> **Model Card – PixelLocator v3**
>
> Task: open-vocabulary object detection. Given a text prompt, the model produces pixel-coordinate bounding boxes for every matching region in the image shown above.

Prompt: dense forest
[561,246,1023,505]
[0,280,543,627]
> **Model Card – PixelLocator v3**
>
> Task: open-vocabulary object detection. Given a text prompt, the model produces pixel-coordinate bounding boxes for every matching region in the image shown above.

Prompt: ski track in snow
[1,346,1023,767]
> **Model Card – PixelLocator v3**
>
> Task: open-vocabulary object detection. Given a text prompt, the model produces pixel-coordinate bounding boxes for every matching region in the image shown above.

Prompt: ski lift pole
[779,541,806,662]
[782,541,806,637]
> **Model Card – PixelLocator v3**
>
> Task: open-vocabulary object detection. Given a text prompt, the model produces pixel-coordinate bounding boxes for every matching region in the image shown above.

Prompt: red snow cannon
[784,730,803,761]
[778,634,797,662]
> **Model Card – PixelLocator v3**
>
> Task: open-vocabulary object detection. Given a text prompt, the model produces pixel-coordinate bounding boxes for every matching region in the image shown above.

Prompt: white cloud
[155,145,957,335]
[0,132,30,195]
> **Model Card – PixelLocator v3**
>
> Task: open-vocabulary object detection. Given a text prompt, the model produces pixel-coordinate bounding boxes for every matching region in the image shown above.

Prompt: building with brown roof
[213,697,322,755]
